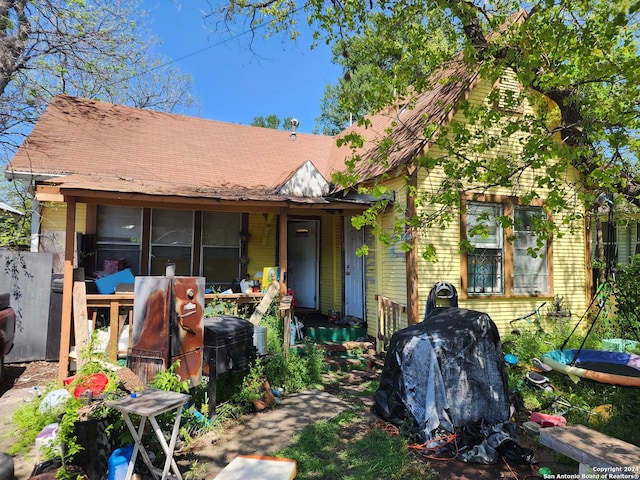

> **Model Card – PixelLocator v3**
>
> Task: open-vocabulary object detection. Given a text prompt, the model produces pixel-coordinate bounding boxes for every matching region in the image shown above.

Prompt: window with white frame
[465,200,549,296]
[513,206,548,294]
[150,208,194,276]
[201,212,241,285]
[96,205,142,274]
[467,202,504,294]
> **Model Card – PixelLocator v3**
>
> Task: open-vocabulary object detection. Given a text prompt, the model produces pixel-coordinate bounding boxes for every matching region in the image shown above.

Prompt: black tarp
[373,307,532,464]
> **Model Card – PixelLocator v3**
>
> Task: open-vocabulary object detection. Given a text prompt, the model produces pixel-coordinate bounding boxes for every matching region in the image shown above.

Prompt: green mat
[306,326,367,343]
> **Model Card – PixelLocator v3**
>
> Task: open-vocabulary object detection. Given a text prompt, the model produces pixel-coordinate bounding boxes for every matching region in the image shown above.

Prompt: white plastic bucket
[254,326,268,355]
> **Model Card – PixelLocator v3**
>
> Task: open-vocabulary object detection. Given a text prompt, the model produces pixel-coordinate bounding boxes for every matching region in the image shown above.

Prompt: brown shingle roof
[7,56,480,199]
[7,95,337,195]
[331,56,480,183]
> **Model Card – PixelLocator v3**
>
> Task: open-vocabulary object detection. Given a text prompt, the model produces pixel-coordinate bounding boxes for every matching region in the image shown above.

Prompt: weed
[183,460,207,480]
[277,412,436,479]
[503,308,640,446]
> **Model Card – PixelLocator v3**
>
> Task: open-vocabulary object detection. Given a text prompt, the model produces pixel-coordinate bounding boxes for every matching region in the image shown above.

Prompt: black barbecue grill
[203,315,256,418]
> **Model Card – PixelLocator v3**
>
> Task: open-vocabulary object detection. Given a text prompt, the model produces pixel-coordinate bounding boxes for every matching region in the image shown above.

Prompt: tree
[0,0,197,249]
[314,10,458,134]
[206,0,640,258]
[251,114,295,130]
[0,0,196,164]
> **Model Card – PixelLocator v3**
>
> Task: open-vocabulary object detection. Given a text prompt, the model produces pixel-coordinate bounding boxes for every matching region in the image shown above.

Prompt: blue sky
[143,1,342,133]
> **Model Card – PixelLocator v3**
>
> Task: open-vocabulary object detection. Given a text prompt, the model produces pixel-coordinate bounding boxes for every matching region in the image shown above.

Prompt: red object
[530,411,566,427]
[286,289,296,306]
[64,373,110,398]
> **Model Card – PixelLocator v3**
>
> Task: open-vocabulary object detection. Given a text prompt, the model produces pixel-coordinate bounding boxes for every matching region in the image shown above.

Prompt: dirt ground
[1,361,579,480]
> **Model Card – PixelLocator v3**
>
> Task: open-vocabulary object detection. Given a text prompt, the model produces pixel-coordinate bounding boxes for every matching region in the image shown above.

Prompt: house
[4,54,591,376]
[591,199,640,268]
[0,201,23,219]
[334,57,590,338]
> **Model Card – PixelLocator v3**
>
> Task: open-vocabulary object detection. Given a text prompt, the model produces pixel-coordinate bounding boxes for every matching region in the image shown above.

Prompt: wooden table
[86,293,134,361]
[205,292,265,315]
[85,292,265,361]
[106,389,192,480]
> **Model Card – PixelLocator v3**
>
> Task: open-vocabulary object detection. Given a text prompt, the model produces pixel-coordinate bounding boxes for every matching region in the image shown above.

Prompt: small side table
[107,389,192,480]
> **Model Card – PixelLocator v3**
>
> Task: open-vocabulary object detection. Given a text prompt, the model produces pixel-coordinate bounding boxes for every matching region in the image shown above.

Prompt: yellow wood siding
[366,73,588,336]
[365,227,380,338]
[40,202,87,232]
[365,176,410,337]
[320,215,342,315]
[246,213,278,282]
[416,76,587,333]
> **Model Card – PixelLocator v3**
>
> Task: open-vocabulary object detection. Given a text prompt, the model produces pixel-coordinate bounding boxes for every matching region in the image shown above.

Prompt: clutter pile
[373,306,534,465]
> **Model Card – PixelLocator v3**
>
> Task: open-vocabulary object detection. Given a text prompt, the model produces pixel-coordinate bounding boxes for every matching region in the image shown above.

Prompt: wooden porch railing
[376,295,406,353]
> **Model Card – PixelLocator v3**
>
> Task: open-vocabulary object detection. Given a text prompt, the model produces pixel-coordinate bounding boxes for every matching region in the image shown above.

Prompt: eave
[36,174,371,213]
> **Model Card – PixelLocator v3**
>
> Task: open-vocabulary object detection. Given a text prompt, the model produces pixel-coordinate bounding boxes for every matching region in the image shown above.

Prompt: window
[464,199,549,297]
[467,203,504,293]
[513,207,548,294]
[96,206,142,274]
[201,212,241,285]
[150,208,194,276]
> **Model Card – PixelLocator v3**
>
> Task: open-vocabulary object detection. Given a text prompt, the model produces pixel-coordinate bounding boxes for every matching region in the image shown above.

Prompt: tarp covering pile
[373,307,532,464]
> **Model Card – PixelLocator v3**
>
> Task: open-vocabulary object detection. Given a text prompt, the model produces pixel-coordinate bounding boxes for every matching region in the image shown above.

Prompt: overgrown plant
[609,255,640,343]
[502,317,640,445]
[259,309,324,393]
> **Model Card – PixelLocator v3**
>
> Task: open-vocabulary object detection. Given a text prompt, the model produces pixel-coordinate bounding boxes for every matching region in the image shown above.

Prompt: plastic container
[602,338,640,353]
[290,323,296,345]
[253,326,268,355]
[35,423,59,463]
[504,354,519,365]
[108,444,134,480]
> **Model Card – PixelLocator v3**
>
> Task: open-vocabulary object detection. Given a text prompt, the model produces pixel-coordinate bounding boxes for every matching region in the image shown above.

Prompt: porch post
[58,196,76,382]
[406,167,419,325]
[278,207,288,296]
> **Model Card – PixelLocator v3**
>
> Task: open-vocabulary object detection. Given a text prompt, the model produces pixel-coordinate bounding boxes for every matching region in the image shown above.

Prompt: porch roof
[37,173,370,211]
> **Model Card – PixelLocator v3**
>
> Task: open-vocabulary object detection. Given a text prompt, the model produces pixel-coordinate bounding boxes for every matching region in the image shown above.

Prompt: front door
[287,220,319,309]
[344,217,365,319]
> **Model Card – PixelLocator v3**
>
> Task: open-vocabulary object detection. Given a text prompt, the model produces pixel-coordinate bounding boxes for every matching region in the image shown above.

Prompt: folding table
[106,389,192,480]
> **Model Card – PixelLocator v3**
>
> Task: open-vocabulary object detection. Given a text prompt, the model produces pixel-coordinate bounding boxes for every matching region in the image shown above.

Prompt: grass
[276,411,436,480]
[273,302,640,479]
[9,296,640,478]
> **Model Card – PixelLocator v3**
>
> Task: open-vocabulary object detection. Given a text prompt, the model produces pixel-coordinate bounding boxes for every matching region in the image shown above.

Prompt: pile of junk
[372,282,535,465]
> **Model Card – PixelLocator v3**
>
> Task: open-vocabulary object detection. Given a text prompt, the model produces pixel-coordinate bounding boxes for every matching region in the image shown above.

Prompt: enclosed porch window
[96,205,143,274]
[150,209,194,276]
[201,212,241,286]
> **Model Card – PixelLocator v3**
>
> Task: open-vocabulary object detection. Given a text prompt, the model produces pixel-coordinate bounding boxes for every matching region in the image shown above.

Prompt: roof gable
[328,57,481,183]
[278,160,331,197]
